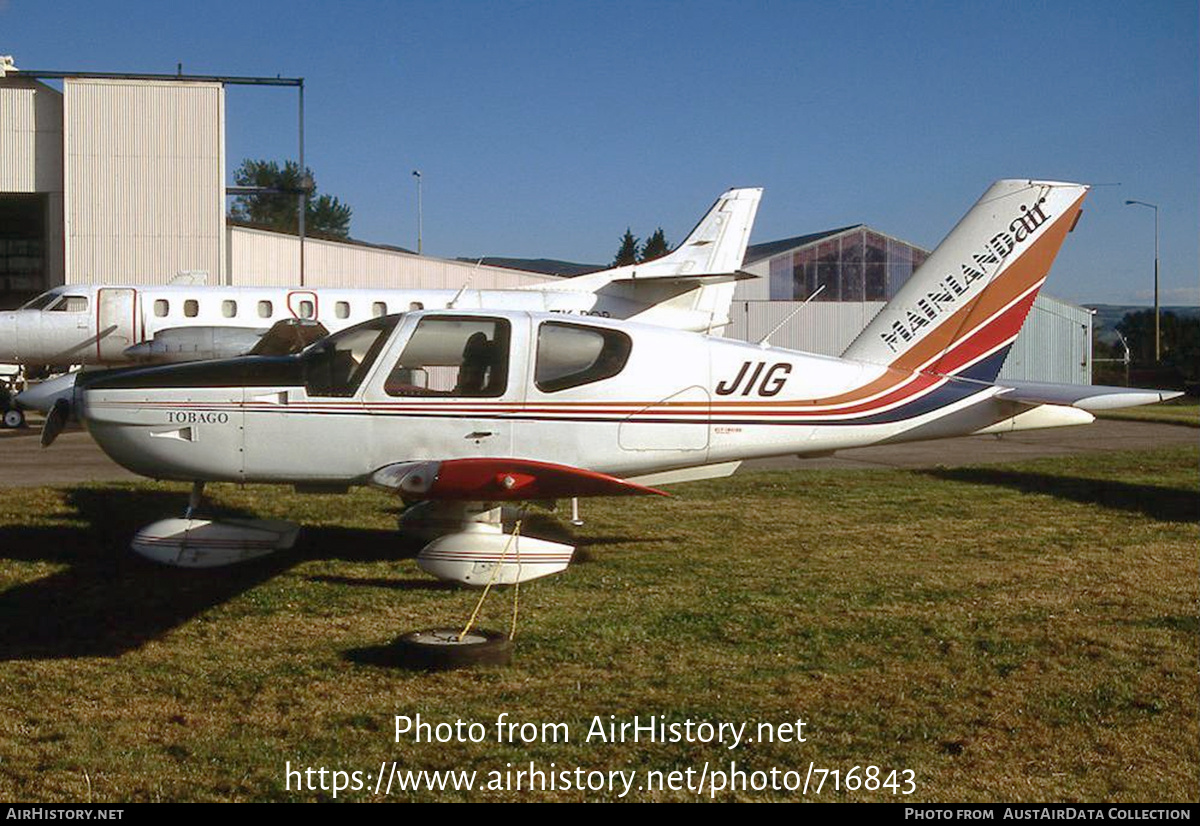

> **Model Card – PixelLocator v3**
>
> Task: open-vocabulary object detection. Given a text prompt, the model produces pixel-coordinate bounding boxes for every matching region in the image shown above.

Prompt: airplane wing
[994,380,1182,411]
[122,318,330,363]
[370,458,669,501]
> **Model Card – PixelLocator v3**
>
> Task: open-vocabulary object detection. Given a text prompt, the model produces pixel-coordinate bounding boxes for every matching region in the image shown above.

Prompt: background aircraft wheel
[391,627,512,670]
[2,408,24,429]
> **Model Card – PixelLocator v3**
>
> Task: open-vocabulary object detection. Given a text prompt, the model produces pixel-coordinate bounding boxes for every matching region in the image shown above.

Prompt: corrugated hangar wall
[0,78,62,194]
[63,78,226,285]
[227,226,554,289]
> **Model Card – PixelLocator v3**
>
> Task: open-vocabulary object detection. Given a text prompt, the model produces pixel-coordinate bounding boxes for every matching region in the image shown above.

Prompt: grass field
[1097,396,1200,427]
[0,446,1195,802]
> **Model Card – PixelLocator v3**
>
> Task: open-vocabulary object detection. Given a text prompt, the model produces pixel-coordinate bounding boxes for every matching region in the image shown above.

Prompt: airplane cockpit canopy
[20,288,89,313]
[302,314,399,397]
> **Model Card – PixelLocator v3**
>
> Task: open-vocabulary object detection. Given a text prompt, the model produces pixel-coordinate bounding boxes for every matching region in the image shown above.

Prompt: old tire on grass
[392,628,512,670]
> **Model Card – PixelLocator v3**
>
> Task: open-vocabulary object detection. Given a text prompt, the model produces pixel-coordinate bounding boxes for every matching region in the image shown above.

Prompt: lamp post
[1124,199,1159,363]
[412,170,423,255]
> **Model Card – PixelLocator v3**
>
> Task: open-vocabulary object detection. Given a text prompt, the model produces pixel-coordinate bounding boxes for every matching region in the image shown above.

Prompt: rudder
[841,180,1088,381]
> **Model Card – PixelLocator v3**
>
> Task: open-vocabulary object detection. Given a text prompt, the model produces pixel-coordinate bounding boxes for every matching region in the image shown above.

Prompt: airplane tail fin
[636,186,763,277]
[841,180,1089,381]
[547,188,763,333]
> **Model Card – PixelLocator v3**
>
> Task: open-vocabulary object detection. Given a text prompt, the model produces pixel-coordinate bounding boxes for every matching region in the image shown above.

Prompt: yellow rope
[458,519,522,642]
[510,553,521,641]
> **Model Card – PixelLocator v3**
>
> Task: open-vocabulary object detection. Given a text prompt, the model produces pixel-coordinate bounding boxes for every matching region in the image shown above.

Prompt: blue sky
[3,0,1197,305]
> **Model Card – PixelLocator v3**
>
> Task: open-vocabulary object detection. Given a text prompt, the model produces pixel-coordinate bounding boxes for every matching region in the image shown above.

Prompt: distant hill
[457,257,600,277]
[1085,304,1200,342]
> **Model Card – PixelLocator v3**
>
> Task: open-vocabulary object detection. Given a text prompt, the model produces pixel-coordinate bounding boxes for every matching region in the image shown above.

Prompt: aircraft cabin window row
[43,294,421,322]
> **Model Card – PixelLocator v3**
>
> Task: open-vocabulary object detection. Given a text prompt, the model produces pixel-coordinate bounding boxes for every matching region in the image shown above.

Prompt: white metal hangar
[729,226,1093,384]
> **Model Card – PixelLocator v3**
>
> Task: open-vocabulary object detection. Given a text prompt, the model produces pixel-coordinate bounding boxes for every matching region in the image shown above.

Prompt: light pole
[1124,199,1159,363]
[412,170,423,255]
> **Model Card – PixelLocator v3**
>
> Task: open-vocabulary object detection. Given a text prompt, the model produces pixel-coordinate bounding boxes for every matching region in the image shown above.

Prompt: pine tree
[640,227,671,262]
[612,228,640,267]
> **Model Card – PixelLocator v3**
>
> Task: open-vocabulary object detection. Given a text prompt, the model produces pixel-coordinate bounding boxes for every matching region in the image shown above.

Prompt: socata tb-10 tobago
[73,180,1178,586]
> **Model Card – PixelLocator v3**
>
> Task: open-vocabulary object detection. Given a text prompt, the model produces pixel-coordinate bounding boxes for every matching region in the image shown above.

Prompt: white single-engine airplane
[71,180,1178,586]
[2,188,762,423]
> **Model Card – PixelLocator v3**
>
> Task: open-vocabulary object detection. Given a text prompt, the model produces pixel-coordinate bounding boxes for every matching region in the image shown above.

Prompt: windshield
[302,314,400,397]
[20,290,63,310]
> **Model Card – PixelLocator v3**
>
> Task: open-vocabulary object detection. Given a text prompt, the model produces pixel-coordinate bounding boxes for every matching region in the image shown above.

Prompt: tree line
[611,227,672,267]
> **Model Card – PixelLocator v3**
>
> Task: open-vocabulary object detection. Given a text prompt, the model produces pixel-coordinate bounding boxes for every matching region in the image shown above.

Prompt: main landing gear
[1,380,25,429]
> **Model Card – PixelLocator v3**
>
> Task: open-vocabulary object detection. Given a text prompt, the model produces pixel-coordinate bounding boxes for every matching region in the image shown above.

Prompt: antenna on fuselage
[446,260,483,309]
[757,284,825,347]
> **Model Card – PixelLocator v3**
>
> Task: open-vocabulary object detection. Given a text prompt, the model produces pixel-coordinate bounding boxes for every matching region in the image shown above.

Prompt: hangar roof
[743,225,864,265]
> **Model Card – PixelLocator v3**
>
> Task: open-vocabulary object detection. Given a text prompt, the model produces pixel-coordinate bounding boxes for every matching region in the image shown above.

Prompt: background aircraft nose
[0,311,17,362]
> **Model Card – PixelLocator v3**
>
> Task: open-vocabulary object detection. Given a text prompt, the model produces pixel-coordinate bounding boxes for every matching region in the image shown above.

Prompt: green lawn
[1097,396,1199,427]
[0,446,1195,802]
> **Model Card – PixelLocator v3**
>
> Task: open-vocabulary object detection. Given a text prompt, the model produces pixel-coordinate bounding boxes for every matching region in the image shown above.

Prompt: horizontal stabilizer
[607,270,758,286]
[371,457,669,501]
[996,381,1183,411]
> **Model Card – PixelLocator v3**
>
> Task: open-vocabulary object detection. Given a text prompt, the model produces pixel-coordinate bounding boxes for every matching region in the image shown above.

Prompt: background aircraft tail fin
[641,186,763,276]
[841,180,1089,381]
[559,187,762,288]
[544,187,763,333]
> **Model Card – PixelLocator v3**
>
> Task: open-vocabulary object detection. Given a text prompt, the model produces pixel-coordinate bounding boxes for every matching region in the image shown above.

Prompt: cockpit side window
[384,317,510,398]
[303,315,399,397]
[535,321,631,393]
[47,295,89,313]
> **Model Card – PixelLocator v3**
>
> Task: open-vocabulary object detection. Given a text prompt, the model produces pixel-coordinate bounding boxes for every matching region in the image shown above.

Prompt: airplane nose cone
[0,311,16,363]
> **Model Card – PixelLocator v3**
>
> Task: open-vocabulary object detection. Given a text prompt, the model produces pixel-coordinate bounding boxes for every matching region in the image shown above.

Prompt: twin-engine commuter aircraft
[1,188,762,421]
[71,180,1178,586]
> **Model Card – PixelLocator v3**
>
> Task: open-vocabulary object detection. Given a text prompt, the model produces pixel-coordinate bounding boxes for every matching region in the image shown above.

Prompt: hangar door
[0,194,47,308]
